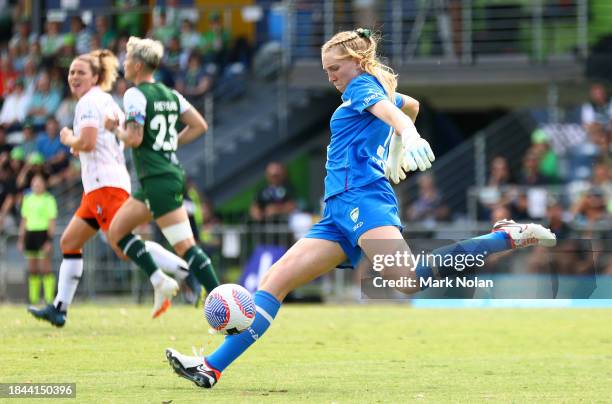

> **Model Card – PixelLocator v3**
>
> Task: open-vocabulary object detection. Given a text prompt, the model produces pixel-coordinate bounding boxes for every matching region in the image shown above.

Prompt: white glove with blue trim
[384,128,435,184]
[400,128,435,173]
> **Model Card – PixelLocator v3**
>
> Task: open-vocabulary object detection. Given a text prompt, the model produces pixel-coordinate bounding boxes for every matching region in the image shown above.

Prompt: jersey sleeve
[75,97,99,129]
[349,75,388,114]
[123,87,147,126]
[172,89,192,114]
[395,93,404,109]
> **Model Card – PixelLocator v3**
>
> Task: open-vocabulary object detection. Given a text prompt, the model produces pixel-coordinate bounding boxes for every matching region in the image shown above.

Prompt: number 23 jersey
[123,82,191,181]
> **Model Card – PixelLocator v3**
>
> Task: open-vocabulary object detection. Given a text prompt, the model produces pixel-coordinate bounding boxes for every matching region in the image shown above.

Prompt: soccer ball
[204,284,255,335]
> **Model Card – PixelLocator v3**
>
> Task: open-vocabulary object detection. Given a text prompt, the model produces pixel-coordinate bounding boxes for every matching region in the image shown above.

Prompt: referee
[18,173,57,305]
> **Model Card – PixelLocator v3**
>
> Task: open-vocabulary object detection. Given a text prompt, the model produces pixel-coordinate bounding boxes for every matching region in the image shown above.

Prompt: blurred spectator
[55,95,77,129]
[530,128,560,182]
[163,36,182,73]
[0,78,30,130]
[405,173,450,223]
[56,36,77,72]
[39,20,65,60]
[0,147,24,230]
[153,0,192,30]
[68,16,91,55]
[525,199,585,276]
[566,123,610,183]
[250,161,297,222]
[22,57,38,94]
[115,35,128,73]
[116,0,142,36]
[21,122,37,157]
[27,72,62,130]
[0,4,10,44]
[48,65,66,97]
[151,9,177,46]
[175,52,212,110]
[571,187,610,230]
[36,116,69,177]
[7,38,27,71]
[0,126,10,157]
[18,174,57,305]
[28,41,42,68]
[478,156,514,220]
[9,20,36,70]
[111,77,129,109]
[488,155,514,186]
[518,149,553,185]
[95,15,117,50]
[485,204,513,272]
[201,11,230,69]
[590,160,612,210]
[545,199,573,240]
[589,122,611,157]
[0,54,18,97]
[8,18,35,51]
[0,165,17,230]
[581,83,611,133]
[16,151,48,192]
[89,34,102,53]
[179,19,201,53]
[508,191,533,221]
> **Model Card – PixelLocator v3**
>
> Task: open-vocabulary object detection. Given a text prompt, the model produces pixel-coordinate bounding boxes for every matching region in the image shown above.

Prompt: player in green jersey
[105,37,220,317]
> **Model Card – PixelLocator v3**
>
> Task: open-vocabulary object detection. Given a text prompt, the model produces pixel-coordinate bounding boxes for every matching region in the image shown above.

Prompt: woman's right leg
[167,238,347,388]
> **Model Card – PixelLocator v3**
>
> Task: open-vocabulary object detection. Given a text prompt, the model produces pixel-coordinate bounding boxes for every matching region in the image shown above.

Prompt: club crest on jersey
[350,207,359,223]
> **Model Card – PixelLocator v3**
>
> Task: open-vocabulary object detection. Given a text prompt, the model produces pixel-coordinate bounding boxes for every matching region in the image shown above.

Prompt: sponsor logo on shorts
[350,207,363,232]
[350,207,359,223]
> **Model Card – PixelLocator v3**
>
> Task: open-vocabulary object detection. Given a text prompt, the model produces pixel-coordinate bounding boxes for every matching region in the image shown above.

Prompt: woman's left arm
[397,93,420,123]
[368,99,435,181]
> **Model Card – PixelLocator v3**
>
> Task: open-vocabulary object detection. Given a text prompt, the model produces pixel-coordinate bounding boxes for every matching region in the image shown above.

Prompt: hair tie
[355,28,372,39]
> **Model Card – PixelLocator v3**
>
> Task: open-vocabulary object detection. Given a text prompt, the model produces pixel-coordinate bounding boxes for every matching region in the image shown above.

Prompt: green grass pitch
[2,303,611,403]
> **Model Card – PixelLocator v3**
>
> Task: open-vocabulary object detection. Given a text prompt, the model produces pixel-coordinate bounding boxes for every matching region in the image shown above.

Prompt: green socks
[28,275,41,304]
[117,234,158,276]
[184,246,220,294]
[42,273,56,304]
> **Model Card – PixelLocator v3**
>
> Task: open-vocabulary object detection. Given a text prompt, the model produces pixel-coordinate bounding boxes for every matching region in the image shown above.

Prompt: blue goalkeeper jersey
[324,73,403,201]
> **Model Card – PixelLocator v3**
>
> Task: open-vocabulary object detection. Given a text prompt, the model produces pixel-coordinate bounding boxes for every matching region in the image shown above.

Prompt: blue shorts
[305,178,402,267]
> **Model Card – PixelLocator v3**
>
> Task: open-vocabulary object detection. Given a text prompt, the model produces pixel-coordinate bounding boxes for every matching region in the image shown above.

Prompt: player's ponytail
[322,29,397,101]
[91,49,118,92]
[75,49,119,92]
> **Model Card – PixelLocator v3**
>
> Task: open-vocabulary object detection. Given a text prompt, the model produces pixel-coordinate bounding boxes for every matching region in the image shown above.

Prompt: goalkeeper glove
[385,133,406,184]
[400,128,435,172]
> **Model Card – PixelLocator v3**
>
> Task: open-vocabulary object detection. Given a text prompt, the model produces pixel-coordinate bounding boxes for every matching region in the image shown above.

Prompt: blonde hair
[75,49,119,92]
[126,36,164,71]
[322,29,397,100]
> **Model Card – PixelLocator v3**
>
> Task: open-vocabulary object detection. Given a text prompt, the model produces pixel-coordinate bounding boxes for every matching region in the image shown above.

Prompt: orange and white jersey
[73,86,131,194]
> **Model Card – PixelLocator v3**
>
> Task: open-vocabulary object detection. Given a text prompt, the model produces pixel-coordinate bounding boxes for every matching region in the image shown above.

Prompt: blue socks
[416,231,511,288]
[206,290,281,372]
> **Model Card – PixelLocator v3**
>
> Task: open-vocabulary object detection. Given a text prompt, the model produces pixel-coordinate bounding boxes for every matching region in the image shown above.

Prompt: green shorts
[134,174,185,219]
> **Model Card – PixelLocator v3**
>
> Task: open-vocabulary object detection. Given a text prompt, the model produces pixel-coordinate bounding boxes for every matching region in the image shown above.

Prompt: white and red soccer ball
[204,284,255,335]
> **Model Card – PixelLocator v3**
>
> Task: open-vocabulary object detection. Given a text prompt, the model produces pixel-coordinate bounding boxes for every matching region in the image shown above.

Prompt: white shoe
[152,273,179,318]
[492,219,557,248]
[165,347,221,388]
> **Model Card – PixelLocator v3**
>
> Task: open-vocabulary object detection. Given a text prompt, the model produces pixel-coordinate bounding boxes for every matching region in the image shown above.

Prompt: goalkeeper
[166,28,557,388]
